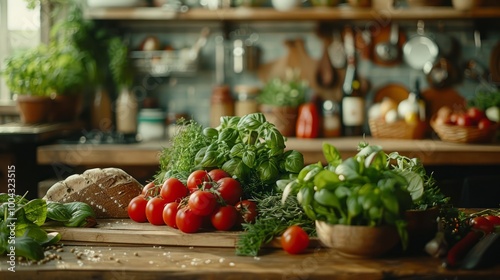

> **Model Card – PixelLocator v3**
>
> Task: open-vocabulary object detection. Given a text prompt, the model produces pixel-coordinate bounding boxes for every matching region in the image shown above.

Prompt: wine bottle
[341,27,365,136]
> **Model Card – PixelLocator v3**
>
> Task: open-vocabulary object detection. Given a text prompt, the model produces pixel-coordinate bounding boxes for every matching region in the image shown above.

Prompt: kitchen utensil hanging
[375,22,400,63]
[403,20,439,71]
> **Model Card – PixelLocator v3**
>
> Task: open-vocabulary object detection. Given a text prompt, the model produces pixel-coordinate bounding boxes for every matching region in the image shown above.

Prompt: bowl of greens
[281,142,421,257]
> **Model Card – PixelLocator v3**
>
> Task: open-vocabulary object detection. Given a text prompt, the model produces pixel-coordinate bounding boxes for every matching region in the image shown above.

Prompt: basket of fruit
[369,119,427,139]
[430,106,498,144]
[368,96,428,139]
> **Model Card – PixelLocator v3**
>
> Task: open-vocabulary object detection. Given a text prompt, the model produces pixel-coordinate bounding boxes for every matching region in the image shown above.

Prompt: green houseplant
[2,45,54,123]
[257,70,307,137]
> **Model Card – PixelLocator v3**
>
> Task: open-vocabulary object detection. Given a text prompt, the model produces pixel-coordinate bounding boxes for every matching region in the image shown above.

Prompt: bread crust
[44,168,143,218]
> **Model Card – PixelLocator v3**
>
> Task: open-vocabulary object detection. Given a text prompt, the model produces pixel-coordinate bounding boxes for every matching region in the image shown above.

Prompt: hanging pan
[403,20,439,71]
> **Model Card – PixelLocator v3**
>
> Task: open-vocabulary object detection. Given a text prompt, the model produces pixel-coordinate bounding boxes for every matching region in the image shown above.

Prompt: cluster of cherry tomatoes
[470,214,500,234]
[127,169,258,233]
[435,106,495,129]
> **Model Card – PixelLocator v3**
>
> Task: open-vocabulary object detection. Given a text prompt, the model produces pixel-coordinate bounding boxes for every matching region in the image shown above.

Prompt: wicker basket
[369,119,427,139]
[430,118,498,144]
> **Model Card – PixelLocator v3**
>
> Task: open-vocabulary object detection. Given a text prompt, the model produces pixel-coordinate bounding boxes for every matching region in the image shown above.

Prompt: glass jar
[322,99,341,137]
[137,109,165,141]
[234,85,260,117]
[210,85,234,127]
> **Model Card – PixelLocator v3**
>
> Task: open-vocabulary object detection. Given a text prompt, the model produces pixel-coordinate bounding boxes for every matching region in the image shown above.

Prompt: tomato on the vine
[478,118,493,130]
[210,205,238,231]
[188,190,217,216]
[470,216,494,234]
[163,201,180,228]
[281,225,309,254]
[187,170,211,193]
[145,196,167,225]
[161,177,188,203]
[208,169,230,182]
[235,200,257,224]
[467,107,486,123]
[127,195,148,223]
[176,207,203,233]
[142,181,158,196]
[484,215,500,227]
[216,177,243,206]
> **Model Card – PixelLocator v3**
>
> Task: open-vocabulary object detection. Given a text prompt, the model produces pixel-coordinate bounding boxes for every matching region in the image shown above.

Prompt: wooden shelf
[85,7,500,21]
[37,137,500,167]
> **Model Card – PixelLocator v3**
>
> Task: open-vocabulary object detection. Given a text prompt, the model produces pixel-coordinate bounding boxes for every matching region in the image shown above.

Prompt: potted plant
[281,142,418,257]
[387,152,450,252]
[257,69,307,137]
[2,45,54,123]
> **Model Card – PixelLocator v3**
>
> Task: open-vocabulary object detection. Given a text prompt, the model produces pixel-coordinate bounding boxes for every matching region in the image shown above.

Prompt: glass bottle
[341,79,365,136]
[91,85,113,131]
[322,99,341,137]
[116,87,138,135]
[413,78,426,121]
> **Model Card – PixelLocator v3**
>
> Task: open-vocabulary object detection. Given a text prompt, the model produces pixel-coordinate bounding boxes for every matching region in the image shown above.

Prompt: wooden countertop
[1,243,499,279]
[37,137,500,167]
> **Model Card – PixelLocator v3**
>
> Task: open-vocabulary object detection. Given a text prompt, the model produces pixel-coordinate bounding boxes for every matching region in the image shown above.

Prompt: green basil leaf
[237,113,265,131]
[222,158,250,180]
[242,149,257,168]
[313,169,340,190]
[265,127,285,149]
[47,201,72,222]
[335,157,360,181]
[202,127,218,139]
[218,127,239,146]
[230,143,245,158]
[14,236,44,261]
[64,202,96,227]
[257,160,279,183]
[322,142,342,167]
[23,199,47,226]
[284,150,304,173]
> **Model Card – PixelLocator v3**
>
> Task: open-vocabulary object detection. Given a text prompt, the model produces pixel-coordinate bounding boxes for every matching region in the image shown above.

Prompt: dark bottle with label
[341,26,365,136]
[341,79,365,136]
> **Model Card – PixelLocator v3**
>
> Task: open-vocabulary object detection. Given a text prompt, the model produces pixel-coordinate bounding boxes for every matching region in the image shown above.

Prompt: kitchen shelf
[86,6,500,21]
[37,137,500,167]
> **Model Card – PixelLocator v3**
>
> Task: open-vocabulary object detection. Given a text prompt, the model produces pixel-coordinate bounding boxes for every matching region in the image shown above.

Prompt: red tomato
[142,181,159,197]
[478,118,493,130]
[127,195,148,223]
[484,215,500,226]
[296,102,320,138]
[160,177,188,203]
[210,205,238,231]
[187,170,211,193]
[176,207,203,233]
[188,190,218,216]
[235,200,258,224]
[145,196,167,225]
[281,225,309,254]
[216,177,243,205]
[467,107,486,123]
[208,169,231,182]
[162,202,180,228]
[456,114,474,126]
[470,216,494,234]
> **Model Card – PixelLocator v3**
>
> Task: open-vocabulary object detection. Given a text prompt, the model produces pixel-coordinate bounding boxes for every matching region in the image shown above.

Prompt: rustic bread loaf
[44,167,143,218]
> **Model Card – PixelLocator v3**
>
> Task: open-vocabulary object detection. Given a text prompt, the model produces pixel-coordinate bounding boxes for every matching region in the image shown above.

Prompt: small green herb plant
[0,193,96,261]
[257,73,307,108]
[281,142,420,249]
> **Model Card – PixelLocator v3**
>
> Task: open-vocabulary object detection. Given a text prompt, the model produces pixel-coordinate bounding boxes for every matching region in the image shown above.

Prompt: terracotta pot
[49,95,82,122]
[16,95,52,124]
[259,104,298,137]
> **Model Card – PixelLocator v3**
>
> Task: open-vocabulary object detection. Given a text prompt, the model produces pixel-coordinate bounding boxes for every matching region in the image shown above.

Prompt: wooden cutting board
[44,219,320,248]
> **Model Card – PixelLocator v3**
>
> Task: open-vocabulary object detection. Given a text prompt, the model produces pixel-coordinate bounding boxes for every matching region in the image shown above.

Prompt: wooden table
[1,219,499,279]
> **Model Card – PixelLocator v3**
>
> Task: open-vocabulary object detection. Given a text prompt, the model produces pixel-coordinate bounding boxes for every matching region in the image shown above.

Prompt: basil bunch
[0,194,96,260]
[282,142,420,249]
[195,113,304,196]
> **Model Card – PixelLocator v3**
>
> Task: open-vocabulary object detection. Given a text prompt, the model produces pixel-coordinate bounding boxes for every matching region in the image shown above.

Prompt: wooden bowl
[315,221,400,258]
